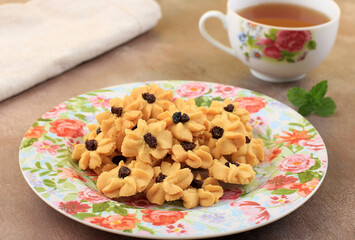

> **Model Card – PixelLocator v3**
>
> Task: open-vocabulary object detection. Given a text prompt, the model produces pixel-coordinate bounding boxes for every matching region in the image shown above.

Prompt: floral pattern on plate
[19,81,327,238]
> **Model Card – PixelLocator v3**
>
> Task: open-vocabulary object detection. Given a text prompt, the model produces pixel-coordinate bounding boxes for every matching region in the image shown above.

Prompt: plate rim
[19,80,328,239]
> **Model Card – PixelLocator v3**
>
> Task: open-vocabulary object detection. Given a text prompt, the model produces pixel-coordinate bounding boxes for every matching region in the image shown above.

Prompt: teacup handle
[199,11,235,56]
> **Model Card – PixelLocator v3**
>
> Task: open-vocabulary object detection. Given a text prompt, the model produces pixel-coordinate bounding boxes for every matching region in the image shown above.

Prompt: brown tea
[237,3,330,28]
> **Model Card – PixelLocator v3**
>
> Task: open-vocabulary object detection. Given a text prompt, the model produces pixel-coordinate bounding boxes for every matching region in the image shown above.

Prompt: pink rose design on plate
[263,174,298,190]
[220,188,243,200]
[33,140,60,155]
[212,84,240,98]
[176,82,210,98]
[78,188,109,203]
[84,214,140,230]
[49,119,86,138]
[231,201,270,224]
[275,30,312,52]
[42,103,68,119]
[88,95,111,109]
[57,167,87,182]
[299,135,325,152]
[56,200,90,215]
[287,178,320,198]
[233,97,267,113]
[278,154,315,173]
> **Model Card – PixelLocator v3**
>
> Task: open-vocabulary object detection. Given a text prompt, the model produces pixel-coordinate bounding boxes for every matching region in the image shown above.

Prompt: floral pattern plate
[19,81,327,239]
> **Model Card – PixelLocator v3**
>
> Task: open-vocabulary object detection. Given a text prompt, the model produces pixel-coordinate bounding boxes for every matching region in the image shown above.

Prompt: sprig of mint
[287,80,336,116]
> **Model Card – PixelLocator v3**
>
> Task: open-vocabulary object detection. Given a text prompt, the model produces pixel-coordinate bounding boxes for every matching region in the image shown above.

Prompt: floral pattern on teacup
[239,20,317,63]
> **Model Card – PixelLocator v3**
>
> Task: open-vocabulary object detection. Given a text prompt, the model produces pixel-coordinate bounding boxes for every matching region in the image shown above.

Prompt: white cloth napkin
[0,0,161,102]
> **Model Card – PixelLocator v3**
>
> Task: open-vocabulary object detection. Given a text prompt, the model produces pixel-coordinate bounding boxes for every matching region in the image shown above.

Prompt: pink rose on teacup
[275,30,312,52]
[263,45,282,59]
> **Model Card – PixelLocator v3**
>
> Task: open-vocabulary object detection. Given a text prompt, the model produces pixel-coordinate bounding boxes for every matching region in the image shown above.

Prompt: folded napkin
[0,0,161,102]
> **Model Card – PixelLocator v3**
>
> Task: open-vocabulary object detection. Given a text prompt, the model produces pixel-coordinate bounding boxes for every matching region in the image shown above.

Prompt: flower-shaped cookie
[181,175,224,208]
[207,114,248,159]
[95,95,142,125]
[208,158,255,184]
[202,99,252,134]
[130,83,174,120]
[121,119,173,164]
[96,160,154,198]
[146,161,193,205]
[72,132,115,170]
[92,154,133,175]
[94,95,143,151]
[231,138,264,167]
[157,98,209,142]
[171,140,213,169]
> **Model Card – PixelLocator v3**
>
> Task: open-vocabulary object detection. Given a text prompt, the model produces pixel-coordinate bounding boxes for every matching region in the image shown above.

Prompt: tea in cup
[199,0,340,82]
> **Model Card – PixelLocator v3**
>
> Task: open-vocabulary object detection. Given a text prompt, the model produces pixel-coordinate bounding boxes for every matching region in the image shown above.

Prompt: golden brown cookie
[92,154,134,176]
[157,98,209,142]
[207,114,248,159]
[94,96,142,151]
[201,99,252,134]
[130,83,174,120]
[72,132,115,170]
[171,141,213,169]
[96,160,154,198]
[181,175,224,209]
[145,161,193,205]
[208,157,255,184]
[121,119,173,164]
[231,138,264,166]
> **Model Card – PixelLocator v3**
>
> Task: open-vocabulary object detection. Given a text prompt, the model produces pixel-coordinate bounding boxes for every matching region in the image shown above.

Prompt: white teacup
[199,0,340,82]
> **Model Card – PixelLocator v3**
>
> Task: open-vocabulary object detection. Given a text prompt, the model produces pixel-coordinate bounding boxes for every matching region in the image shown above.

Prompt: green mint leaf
[313,97,337,116]
[298,104,313,116]
[309,80,328,101]
[287,87,308,107]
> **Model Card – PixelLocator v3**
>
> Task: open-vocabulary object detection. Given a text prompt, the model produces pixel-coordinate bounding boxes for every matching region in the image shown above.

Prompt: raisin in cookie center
[211,126,224,139]
[180,141,196,151]
[190,178,204,189]
[111,106,123,117]
[142,93,156,103]
[155,173,167,183]
[225,162,240,167]
[144,133,158,148]
[172,112,190,124]
[224,104,234,112]
[118,166,131,178]
[85,139,98,151]
[172,112,182,124]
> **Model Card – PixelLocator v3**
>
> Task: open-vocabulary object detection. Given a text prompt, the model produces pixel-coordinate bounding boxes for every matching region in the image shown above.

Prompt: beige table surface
[0,0,354,239]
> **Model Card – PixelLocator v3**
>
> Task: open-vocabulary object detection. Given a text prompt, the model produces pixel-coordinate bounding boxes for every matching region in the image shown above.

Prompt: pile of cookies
[72,84,264,208]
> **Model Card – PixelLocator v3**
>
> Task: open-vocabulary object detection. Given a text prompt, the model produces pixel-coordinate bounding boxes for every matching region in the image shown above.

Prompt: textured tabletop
[0,0,354,239]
